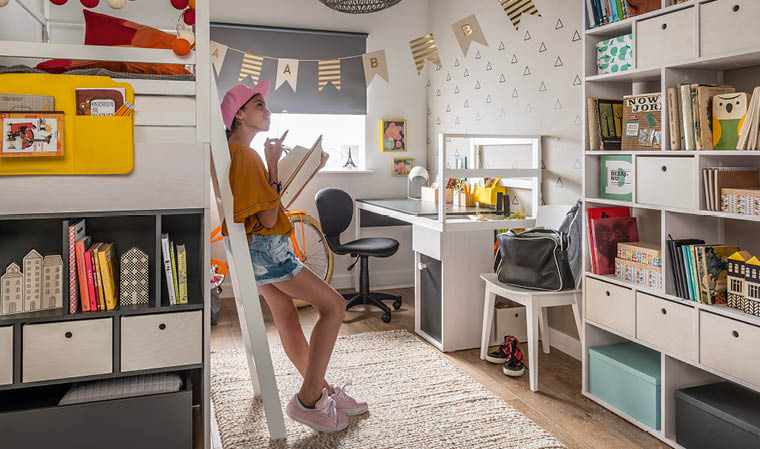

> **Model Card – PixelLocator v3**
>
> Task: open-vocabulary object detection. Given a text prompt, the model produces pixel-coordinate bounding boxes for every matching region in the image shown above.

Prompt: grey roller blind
[211,23,368,115]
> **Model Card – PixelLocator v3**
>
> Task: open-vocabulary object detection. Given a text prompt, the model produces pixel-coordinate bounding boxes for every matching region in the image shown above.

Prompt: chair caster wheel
[393,299,402,310]
[381,312,391,323]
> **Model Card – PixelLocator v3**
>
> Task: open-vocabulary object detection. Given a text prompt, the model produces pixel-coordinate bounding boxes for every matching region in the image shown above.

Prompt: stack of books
[586,0,662,29]
[161,233,188,305]
[615,242,662,289]
[702,167,759,212]
[68,219,119,312]
[667,236,738,305]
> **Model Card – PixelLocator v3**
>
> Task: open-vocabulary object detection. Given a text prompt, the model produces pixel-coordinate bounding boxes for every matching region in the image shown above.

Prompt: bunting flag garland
[276,58,299,92]
[239,52,264,83]
[410,33,442,75]
[451,14,488,57]
[499,0,541,30]
[210,41,228,76]
[362,49,389,86]
[318,58,341,91]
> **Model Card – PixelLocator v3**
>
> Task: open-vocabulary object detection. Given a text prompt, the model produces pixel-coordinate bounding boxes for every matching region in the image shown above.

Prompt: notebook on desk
[278,135,324,209]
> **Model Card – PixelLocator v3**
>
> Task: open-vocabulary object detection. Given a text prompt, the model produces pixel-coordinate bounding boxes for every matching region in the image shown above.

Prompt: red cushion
[36,10,190,75]
[83,10,137,46]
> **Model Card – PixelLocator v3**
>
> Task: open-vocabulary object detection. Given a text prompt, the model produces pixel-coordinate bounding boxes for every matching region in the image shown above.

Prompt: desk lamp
[408,166,429,200]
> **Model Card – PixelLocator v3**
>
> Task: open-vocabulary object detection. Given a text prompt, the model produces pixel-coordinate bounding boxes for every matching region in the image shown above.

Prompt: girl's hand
[318,151,329,170]
[264,130,288,166]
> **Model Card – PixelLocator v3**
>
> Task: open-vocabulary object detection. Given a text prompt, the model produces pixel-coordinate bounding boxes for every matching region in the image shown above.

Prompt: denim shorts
[248,233,304,286]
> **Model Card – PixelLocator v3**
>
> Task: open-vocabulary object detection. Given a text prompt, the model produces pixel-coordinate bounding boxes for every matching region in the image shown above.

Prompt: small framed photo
[381,119,407,152]
[392,157,414,177]
[1,112,64,157]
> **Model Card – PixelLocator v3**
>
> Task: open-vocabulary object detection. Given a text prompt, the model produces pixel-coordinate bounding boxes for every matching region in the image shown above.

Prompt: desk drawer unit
[700,0,760,57]
[636,292,695,360]
[585,276,635,337]
[121,311,202,372]
[413,224,440,260]
[700,311,760,386]
[636,7,695,68]
[637,156,696,208]
[0,326,12,385]
[23,318,113,383]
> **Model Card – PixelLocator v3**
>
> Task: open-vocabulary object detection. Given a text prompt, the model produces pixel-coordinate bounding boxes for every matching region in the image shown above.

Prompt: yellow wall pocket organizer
[0,73,134,175]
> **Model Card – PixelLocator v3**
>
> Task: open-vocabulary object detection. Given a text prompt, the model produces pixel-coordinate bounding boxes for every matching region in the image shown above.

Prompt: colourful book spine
[170,241,179,305]
[84,249,98,312]
[161,234,176,305]
[67,220,85,313]
[75,240,90,312]
[92,244,105,311]
[177,244,188,305]
[683,246,694,301]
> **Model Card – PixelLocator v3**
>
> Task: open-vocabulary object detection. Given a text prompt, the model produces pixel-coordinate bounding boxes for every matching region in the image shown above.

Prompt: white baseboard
[547,327,581,361]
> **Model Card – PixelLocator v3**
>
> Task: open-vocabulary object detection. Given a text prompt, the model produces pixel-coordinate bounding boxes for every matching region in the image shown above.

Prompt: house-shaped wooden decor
[23,249,43,312]
[42,255,64,310]
[1,262,24,315]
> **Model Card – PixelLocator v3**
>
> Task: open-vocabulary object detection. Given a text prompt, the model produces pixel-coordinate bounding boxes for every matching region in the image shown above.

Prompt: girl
[221,82,367,433]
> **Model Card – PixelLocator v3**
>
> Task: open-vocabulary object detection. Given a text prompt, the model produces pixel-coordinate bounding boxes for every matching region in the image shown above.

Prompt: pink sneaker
[331,380,368,416]
[285,388,348,433]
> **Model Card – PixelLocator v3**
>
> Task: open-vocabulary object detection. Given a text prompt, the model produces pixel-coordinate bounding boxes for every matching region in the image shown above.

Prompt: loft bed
[0,1,212,448]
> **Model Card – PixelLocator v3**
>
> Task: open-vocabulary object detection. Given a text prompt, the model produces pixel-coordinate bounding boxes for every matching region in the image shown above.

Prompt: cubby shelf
[0,303,204,326]
[582,0,760,446]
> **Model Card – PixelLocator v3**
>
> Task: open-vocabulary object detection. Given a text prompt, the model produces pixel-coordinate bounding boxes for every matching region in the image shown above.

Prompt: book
[713,92,749,150]
[598,99,623,150]
[703,167,759,212]
[680,84,695,150]
[161,234,176,305]
[0,112,64,157]
[0,93,54,112]
[600,154,632,201]
[622,92,662,149]
[667,87,681,150]
[683,245,695,301]
[75,237,92,312]
[67,219,86,313]
[671,238,704,300]
[84,247,98,312]
[588,98,601,150]
[696,86,735,150]
[615,257,661,289]
[278,135,325,208]
[74,88,125,116]
[702,245,739,305]
[587,206,631,273]
[590,216,639,275]
[170,241,179,304]
[617,242,661,266]
[92,243,106,311]
[177,244,188,305]
[97,243,118,311]
[738,86,760,150]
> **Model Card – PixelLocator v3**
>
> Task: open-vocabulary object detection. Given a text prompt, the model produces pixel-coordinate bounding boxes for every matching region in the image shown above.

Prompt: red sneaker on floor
[331,380,368,416]
[285,388,349,433]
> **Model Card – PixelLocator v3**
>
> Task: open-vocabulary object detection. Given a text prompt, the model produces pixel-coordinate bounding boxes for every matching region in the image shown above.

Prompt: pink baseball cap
[221,80,271,130]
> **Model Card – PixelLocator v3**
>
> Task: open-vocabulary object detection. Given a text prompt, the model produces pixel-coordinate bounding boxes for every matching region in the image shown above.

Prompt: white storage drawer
[23,318,112,383]
[121,311,202,372]
[636,292,695,360]
[585,276,635,337]
[0,326,12,386]
[413,224,441,260]
[700,311,760,386]
[637,156,696,208]
[636,7,695,68]
[490,306,528,346]
[700,0,760,57]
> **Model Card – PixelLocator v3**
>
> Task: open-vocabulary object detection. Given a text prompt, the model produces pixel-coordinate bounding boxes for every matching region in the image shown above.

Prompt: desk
[356,198,535,352]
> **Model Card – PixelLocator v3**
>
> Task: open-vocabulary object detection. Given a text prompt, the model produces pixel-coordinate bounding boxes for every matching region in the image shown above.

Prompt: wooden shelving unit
[582,1,760,447]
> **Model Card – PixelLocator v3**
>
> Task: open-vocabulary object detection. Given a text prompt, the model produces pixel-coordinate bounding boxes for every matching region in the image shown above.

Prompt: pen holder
[453,188,476,207]
[474,184,507,206]
[421,186,453,204]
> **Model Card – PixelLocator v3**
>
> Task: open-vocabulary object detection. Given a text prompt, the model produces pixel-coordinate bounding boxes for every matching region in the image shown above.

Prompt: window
[729,263,734,273]
[749,284,760,299]
[731,279,743,292]
[251,114,365,170]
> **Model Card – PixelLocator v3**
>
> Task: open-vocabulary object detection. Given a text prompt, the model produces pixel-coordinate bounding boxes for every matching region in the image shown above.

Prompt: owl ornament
[713,93,749,150]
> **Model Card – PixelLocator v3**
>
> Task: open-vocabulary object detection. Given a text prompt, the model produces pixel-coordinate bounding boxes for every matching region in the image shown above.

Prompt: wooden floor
[209,288,670,449]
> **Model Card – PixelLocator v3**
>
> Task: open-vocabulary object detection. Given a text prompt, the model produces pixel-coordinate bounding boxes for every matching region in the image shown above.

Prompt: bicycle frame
[286,210,308,262]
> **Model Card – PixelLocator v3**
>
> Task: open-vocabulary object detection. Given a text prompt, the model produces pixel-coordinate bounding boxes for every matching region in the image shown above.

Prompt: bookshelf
[0,2,211,449]
[582,0,760,446]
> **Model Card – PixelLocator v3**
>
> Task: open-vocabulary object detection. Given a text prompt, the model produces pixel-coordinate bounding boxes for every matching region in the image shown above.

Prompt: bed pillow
[36,10,190,75]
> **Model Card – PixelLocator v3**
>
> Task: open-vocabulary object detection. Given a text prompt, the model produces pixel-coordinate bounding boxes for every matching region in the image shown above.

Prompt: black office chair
[315,188,402,323]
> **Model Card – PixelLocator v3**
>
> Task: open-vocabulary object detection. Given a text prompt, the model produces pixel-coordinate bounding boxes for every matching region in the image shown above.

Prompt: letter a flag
[210,41,228,76]
[276,58,299,92]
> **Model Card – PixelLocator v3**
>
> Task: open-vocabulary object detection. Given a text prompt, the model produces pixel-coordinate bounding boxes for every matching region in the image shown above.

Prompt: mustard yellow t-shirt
[221,141,293,237]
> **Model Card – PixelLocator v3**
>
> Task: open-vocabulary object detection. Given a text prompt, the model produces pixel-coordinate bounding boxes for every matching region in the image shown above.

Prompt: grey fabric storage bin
[675,382,760,449]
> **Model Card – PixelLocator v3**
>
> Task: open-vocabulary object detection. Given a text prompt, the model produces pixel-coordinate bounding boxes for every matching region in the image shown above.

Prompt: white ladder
[209,74,287,441]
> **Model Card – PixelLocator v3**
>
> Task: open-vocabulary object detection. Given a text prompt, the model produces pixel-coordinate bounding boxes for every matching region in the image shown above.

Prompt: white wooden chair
[479,205,582,392]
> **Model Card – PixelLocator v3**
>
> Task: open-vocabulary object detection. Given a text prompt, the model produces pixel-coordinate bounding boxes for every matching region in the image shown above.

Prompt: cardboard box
[421,186,453,204]
[596,33,633,75]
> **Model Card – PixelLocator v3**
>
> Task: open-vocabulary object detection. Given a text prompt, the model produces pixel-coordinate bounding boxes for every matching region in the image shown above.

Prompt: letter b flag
[362,50,389,87]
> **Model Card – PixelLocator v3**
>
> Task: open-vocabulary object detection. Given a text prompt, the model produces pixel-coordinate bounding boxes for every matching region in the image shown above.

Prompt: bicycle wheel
[287,212,334,284]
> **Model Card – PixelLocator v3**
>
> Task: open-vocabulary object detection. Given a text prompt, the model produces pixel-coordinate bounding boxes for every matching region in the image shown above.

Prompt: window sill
[317,169,374,174]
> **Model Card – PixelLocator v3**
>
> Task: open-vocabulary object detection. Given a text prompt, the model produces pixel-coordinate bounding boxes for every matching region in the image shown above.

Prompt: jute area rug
[211,329,564,449]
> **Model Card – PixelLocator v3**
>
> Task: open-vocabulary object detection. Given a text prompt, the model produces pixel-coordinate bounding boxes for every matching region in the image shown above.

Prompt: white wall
[427,0,584,338]
[0,0,45,66]
[210,0,430,290]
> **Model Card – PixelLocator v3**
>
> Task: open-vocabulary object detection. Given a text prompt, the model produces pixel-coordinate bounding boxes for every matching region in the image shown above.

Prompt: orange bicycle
[210,211,334,306]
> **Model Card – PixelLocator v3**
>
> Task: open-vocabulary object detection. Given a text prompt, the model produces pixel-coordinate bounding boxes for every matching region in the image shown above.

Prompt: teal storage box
[589,342,661,430]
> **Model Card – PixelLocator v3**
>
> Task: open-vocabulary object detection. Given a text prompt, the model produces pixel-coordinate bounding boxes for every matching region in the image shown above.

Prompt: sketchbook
[278,135,324,208]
